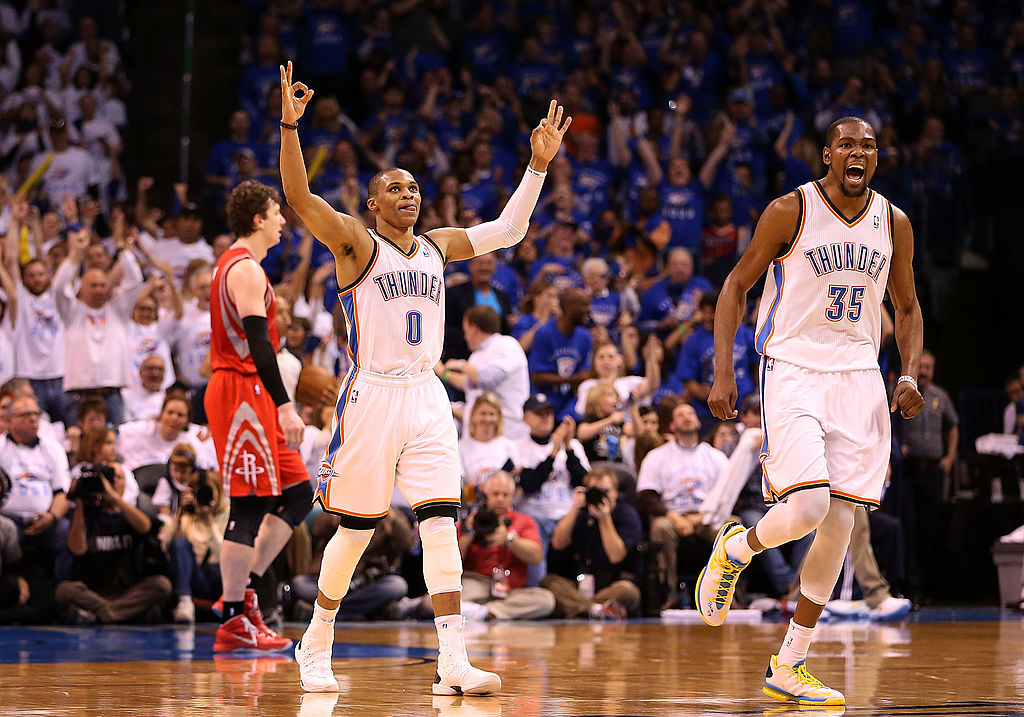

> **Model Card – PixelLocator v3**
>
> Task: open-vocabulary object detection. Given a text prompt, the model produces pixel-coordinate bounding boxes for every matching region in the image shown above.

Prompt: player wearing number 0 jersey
[279,60,572,696]
[698,117,925,708]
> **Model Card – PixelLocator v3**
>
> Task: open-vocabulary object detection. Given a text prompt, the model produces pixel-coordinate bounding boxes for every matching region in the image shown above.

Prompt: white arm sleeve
[465,166,546,256]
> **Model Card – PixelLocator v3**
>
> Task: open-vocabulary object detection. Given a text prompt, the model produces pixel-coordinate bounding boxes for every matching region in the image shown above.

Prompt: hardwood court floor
[1,611,1022,716]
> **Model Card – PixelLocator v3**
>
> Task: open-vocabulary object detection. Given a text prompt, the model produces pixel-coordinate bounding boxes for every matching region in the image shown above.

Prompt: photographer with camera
[56,464,172,623]
[455,471,555,621]
[541,467,643,619]
[157,445,229,623]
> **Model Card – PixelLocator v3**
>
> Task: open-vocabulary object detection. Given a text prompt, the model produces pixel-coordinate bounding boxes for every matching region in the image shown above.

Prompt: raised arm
[428,99,572,262]
[707,192,799,420]
[886,206,925,420]
[278,62,368,258]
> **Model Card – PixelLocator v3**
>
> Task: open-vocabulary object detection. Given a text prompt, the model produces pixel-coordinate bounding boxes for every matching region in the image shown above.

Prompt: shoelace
[299,639,334,677]
[792,663,827,691]
[710,553,743,607]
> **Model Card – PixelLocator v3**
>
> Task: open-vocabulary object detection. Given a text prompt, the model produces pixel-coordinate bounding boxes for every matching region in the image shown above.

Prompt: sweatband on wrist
[897,375,918,392]
[241,315,291,407]
[465,165,546,255]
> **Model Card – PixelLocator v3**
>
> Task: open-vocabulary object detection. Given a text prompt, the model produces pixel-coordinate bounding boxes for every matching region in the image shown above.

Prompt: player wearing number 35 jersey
[698,116,925,707]
[277,60,572,696]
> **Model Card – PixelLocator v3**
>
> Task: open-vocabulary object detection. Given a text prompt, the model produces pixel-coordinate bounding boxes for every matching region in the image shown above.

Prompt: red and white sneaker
[214,614,292,653]
[213,590,291,648]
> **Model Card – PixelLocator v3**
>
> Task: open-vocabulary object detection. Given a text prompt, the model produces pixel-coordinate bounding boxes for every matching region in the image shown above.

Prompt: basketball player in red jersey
[207,180,313,653]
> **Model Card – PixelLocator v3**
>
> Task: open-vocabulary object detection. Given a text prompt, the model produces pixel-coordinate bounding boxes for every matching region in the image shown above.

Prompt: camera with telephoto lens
[71,464,115,505]
[585,486,608,507]
[472,506,510,544]
[183,473,216,514]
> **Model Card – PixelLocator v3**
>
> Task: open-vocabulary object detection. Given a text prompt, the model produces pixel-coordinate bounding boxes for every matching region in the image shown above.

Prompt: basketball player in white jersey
[277,62,570,695]
[696,116,925,706]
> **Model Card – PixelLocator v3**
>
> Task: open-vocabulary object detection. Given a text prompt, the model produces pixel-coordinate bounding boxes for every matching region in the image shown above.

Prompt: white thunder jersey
[755,180,894,371]
[338,229,446,375]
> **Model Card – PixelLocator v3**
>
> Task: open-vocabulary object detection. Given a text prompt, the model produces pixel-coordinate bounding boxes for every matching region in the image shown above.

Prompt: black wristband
[280,120,298,130]
[241,315,291,407]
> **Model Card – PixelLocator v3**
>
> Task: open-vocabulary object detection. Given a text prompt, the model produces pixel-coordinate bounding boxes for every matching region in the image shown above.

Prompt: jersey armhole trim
[776,188,805,260]
[421,234,447,267]
[337,241,379,295]
[886,199,895,252]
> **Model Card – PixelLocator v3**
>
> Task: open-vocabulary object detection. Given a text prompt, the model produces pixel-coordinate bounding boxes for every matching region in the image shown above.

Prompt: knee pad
[419,516,462,596]
[318,525,374,601]
[272,480,314,528]
[224,496,270,546]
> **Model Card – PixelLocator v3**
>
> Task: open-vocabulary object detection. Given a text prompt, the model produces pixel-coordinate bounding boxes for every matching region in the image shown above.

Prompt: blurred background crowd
[0,0,1022,627]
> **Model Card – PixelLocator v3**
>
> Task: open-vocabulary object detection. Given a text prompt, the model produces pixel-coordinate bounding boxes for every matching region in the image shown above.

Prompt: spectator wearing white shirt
[574,339,661,417]
[458,392,519,502]
[121,355,170,423]
[441,305,530,441]
[28,119,97,204]
[170,263,212,392]
[144,203,213,286]
[117,394,216,474]
[0,255,14,387]
[73,94,121,209]
[125,284,179,393]
[513,393,590,586]
[636,402,728,608]
[8,252,66,422]
[0,396,72,581]
[53,226,142,426]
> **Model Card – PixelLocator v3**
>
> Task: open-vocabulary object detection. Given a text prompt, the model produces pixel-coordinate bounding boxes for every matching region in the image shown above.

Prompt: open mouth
[845,165,865,182]
[398,203,417,213]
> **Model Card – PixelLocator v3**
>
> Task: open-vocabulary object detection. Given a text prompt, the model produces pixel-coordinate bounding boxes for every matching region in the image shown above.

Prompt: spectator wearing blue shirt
[667,291,757,428]
[529,289,593,421]
[460,6,509,84]
[511,37,561,100]
[297,0,355,99]
[529,221,583,290]
[205,110,261,198]
[569,132,615,227]
[512,279,560,354]
[240,35,283,121]
[581,257,626,335]
[638,247,713,337]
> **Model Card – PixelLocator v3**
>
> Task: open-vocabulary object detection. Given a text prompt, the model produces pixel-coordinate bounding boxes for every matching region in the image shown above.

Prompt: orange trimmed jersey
[209,246,279,375]
[337,229,445,376]
[754,180,895,372]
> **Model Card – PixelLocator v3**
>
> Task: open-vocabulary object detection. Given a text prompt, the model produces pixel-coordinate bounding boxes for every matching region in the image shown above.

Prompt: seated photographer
[541,467,643,619]
[458,471,555,621]
[159,452,228,624]
[291,508,414,621]
[55,465,172,623]
[70,426,140,508]
[153,444,204,521]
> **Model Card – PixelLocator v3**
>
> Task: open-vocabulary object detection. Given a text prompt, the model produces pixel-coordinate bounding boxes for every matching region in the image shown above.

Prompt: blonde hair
[469,392,504,439]
[585,382,619,417]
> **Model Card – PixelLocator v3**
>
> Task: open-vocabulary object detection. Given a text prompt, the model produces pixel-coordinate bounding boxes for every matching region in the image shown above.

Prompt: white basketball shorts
[315,367,461,525]
[758,356,891,509]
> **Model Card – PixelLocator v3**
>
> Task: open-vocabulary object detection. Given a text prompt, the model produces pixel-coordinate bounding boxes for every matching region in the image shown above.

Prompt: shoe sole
[431,675,502,696]
[695,522,743,627]
[762,684,845,706]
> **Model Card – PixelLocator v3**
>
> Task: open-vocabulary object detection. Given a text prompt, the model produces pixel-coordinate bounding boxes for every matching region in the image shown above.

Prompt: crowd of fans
[0,0,1022,625]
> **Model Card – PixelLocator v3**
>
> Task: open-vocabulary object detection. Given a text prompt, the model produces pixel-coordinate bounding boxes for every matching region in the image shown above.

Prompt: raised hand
[529,100,572,165]
[280,60,314,124]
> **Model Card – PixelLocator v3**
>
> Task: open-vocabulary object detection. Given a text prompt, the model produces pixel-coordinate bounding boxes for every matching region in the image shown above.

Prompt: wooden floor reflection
[1,616,1023,716]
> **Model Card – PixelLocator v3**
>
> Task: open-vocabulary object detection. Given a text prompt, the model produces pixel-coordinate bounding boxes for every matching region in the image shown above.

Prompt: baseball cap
[169,443,197,468]
[180,202,201,217]
[523,393,554,414]
[728,87,753,104]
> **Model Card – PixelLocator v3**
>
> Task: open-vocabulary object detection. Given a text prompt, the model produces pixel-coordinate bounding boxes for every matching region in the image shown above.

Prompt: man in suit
[444,252,512,361]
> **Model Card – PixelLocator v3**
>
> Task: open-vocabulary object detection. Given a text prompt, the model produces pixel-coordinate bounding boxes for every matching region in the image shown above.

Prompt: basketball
[295,365,339,408]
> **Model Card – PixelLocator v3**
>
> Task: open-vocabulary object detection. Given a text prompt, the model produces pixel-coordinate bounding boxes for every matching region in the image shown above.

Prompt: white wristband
[897,375,918,392]
[525,166,547,178]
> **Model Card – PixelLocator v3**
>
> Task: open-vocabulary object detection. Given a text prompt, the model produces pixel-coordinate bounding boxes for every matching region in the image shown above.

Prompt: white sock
[313,601,338,625]
[777,619,815,667]
[725,529,757,564]
[434,614,468,663]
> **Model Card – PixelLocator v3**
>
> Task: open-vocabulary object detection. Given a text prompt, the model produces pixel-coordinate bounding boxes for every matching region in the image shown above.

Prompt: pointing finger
[547,99,556,122]
[559,115,573,134]
[554,104,563,128]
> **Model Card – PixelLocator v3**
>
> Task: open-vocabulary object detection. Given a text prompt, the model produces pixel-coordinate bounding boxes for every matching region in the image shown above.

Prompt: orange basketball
[295,365,339,408]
